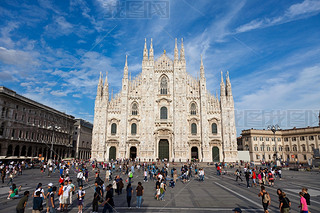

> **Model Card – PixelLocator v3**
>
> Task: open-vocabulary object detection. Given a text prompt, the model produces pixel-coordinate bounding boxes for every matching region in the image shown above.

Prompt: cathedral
[91,38,238,162]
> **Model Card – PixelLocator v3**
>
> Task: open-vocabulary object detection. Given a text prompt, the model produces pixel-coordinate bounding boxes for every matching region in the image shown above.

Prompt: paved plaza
[1,165,319,212]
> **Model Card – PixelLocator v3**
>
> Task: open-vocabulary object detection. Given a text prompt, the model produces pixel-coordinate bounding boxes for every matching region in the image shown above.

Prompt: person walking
[136,182,144,208]
[126,183,133,208]
[16,191,29,213]
[299,192,308,213]
[102,184,115,213]
[128,170,133,184]
[235,169,243,182]
[279,192,291,213]
[258,186,270,213]
[245,171,251,188]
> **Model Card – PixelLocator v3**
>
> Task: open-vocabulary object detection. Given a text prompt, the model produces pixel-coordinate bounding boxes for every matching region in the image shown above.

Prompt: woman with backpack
[258,186,270,213]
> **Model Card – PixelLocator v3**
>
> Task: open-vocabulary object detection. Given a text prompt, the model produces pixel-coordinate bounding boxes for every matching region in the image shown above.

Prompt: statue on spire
[103,71,109,100]
[200,54,205,79]
[123,55,128,79]
[149,38,154,61]
[143,38,148,61]
[180,38,185,62]
[174,38,179,62]
[96,72,103,98]
[220,71,225,97]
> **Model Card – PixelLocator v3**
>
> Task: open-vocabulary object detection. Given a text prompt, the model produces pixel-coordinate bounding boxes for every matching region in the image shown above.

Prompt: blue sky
[0,0,319,134]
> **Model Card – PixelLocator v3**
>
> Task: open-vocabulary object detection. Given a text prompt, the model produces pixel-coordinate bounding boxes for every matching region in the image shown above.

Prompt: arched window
[131,123,137,135]
[160,107,167,119]
[190,103,196,115]
[111,123,117,135]
[211,123,217,134]
[160,76,168,94]
[191,123,197,135]
[132,103,138,115]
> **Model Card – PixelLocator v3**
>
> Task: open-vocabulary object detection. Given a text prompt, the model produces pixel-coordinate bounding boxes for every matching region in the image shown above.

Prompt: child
[77,185,85,213]
[156,185,160,200]
[57,183,64,211]
[48,186,57,213]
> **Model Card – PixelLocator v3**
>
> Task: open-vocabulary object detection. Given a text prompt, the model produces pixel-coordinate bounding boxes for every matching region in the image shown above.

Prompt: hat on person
[48,183,53,187]
[232,208,242,212]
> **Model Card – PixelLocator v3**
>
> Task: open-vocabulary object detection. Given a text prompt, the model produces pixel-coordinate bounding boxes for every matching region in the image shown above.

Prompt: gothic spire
[123,55,128,79]
[96,72,103,98]
[174,38,179,62]
[180,38,185,62]
[220,71,225,97]
[143,38,148,61]
[103,72,109,100]
[149,38,154,61]
[200,54,205,79]
[226,71,233,97]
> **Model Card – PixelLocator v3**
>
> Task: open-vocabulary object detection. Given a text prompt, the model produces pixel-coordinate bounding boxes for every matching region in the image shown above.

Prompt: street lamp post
[267,124,280,167]
[48,126,60,160]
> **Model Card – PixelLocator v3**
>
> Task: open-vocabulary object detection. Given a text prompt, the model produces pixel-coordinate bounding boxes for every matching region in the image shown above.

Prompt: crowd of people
[0,159,315,213]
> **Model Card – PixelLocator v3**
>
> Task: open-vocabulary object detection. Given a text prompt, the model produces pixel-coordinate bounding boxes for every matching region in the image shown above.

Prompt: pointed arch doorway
[212,146,220,162]
[158,139,169,160]
[191,147,198,159]
[130,146,137,160]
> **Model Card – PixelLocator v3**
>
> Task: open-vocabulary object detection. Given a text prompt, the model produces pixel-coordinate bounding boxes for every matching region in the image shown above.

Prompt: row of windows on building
[249,135,320,142]
[256,154,309,161]
[248,144,315,152]
[1,105,68,127]
[0,126,70,145]
[130,103,199,117]
[109,122,219,135]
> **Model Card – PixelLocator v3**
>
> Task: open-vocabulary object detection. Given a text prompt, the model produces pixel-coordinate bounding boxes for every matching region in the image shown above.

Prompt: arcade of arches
[2,142,72,160]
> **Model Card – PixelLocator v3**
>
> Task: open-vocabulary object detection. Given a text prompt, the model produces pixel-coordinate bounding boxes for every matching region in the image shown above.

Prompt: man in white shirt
[62,180,71,211]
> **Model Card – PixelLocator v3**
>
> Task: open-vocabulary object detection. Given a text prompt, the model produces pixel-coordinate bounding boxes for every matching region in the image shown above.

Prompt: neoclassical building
[92,38,238,162]
[0,86,75,160]
[240,124,320,164]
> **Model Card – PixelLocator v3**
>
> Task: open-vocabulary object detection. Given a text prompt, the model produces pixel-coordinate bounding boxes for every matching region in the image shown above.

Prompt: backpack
[96,177,104,186]
[263,193,270,203]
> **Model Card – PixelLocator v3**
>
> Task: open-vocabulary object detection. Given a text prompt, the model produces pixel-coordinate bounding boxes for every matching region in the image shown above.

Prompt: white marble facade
[91,38,238,162]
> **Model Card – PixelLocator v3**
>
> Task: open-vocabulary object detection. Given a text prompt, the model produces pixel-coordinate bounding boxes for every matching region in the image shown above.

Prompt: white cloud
[236,0,320,33]
[50,90,68,97]
[0,46,39,67]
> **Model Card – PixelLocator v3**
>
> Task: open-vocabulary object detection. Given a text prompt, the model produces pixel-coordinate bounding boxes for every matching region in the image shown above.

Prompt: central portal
[130,146,137,160]
[158,139,169,160]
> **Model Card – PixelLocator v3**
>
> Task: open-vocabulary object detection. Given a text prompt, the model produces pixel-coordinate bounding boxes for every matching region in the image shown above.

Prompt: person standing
[61,180,71,211]
[136,182,144,208]
[68,180,75,205]
[252,169,257,187]
[126,183,133,208]
[77,170,84,187]
[302,188,311,207]
[32,191,43,213]
[16,191,29,213]
[258,186,270,213]
[77,185,85,213]
[48,186,57,213]
[46,183,53,213]
[92,181,102,213]
[128,170,133,184]
[102,184,115,213]
[245,171,251,188]
[299,192,308,213]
